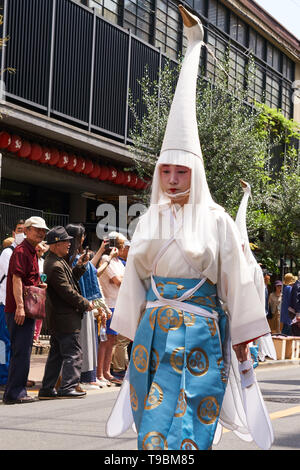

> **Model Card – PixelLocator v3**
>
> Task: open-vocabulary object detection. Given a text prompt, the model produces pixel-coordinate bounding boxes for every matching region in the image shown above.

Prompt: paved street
[0,359,299,451]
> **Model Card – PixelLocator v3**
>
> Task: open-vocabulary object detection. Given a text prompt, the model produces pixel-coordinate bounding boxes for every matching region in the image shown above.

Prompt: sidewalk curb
[257,359,300,370]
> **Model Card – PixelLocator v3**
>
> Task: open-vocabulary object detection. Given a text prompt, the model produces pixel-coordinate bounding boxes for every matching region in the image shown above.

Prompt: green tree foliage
[128,60,300,273]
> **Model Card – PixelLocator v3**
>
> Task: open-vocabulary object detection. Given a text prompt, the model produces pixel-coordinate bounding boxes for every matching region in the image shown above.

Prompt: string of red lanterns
[0,131,150,190]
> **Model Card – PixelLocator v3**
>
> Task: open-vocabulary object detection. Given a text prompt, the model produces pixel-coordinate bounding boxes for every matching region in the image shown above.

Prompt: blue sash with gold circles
[129,276,228,451]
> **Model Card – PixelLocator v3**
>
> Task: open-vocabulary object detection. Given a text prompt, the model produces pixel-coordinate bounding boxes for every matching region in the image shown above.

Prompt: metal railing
[0,202,69,246]
[2,0,175,144]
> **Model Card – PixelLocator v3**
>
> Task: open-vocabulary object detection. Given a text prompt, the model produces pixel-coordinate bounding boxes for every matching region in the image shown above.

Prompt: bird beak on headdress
[178,4,198,27]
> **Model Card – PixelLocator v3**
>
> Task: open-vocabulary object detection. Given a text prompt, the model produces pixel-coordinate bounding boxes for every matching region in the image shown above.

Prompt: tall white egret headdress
[150,5,219,210]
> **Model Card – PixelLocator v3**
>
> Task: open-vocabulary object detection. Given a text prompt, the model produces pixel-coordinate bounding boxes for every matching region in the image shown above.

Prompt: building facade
[0,0,299,245]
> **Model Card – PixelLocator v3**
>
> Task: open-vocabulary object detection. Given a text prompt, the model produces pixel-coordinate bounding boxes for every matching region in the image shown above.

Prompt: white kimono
[107,205,273,449]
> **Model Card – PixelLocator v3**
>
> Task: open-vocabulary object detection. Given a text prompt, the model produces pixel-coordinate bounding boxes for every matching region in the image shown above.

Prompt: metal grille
[5,0,53,110]
[0,202,69,246]
[52,0,93,124]
[3,0,175,141]
[91,18,129,138]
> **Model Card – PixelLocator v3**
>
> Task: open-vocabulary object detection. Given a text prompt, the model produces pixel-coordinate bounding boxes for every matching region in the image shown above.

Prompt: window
[265,73,280,109]
[229,12,246,45]
[281,81,292,118]
[228,49,246,92]
[217,3,227,32]
[194,0,207,16]
[155,0,181,60]
[282,54,294,81]
[249,28,265,60]
[208,0,217,25]
[206,32,226,81]
[184,0,207,15]
[124,0,153,42]
[247,62,265,103]
[267,43,281,72]
[208,0,228,33]
[90,0,119,25]
[256,36,265,61]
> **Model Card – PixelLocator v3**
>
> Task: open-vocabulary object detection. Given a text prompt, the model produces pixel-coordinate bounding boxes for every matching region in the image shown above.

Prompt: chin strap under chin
[164,189,190,199]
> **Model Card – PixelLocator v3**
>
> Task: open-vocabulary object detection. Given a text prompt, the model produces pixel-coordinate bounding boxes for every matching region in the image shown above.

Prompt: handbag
[23,285,46,320]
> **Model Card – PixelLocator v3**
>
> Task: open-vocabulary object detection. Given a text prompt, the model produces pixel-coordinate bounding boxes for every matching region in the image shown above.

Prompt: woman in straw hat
[106,5,273,450]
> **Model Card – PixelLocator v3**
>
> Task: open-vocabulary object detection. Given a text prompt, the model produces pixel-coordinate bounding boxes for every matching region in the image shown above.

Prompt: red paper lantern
[89,163,101,179]
[83,159,94,175]
[122,172,132,186]
[48,148,60,166]
[128,173,138,188]
[108,167,118,182]
[39,147,52,164]
[56,152,69,168]
[98,165,110,181]
[29,143,43,161]
[114,170,126,185]
[74,157,86,173]
[0,131,11,149]
[17,141,31,158]
[7,135,22,153]
[65,154,77,171]
[135,178,145,190]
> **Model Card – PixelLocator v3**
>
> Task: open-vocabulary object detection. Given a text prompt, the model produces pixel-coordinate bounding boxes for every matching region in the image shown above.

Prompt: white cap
[24,216,49,231]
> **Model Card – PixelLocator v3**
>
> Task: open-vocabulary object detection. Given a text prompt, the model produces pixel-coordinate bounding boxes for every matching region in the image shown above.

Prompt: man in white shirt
[0,220,25,386]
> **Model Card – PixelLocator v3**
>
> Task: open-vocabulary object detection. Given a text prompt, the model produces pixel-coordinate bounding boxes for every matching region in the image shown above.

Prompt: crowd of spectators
[0,217,131,403]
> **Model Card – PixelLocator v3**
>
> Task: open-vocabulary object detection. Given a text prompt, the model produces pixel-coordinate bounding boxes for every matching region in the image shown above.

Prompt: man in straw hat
[106,5,273,450]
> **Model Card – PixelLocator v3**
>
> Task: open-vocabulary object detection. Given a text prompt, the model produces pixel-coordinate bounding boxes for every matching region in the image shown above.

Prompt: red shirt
[5,239,40,313]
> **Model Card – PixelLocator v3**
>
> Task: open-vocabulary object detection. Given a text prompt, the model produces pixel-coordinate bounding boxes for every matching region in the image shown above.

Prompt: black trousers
[41,331,82,392]
[4,313,35,401]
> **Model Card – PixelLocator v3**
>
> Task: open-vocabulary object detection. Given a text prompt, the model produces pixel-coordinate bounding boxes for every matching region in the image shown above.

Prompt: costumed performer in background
[106,5,273,451]
[235,180,276,363]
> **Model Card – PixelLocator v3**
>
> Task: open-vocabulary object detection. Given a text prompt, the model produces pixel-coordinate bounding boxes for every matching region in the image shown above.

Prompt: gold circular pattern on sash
[130,384,138,411]
[174,389,187,417]
[180,439,199,450]
[132,344,149,373]
[150,348,159,374]
[206,317,217,336]
[142,431,168,450]
[144,382,163,410]
[197,396,219,425]
[157,307,183,332]
[149,308,157,330]
[183,312,195,327]
[186,348,209,376]
[170,347,185,373]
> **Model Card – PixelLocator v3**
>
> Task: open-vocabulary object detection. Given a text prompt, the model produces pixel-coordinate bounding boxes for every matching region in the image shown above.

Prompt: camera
[109,236,117,248]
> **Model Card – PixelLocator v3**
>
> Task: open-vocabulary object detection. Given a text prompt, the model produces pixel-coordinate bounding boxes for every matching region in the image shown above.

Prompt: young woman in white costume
[106,5,273,450]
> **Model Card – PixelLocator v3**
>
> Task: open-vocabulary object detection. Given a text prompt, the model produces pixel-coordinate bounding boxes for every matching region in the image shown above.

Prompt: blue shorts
[106,308,117,335]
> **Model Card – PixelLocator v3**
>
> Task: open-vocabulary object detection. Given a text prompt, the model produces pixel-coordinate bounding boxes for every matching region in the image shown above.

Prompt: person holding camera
[97,232,126,386]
